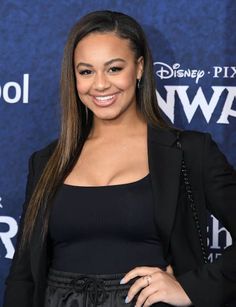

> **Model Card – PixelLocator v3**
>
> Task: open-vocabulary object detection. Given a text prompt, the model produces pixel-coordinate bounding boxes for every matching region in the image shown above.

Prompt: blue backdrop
[0,0,235,305]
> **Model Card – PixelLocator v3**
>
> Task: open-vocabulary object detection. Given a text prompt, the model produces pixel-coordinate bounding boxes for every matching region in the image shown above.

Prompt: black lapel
[30,126,182,275]
[147,124,183,257]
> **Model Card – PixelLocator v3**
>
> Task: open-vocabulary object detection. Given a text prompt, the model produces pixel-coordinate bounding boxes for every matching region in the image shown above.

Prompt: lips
[92,93,118,107]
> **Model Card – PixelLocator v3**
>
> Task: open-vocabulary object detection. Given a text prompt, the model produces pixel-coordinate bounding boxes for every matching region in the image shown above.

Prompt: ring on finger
[144,274,152,287]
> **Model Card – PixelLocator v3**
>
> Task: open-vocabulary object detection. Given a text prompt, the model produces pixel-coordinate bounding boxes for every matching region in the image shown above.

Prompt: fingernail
[125,296,130,303]
[120,278,125,284]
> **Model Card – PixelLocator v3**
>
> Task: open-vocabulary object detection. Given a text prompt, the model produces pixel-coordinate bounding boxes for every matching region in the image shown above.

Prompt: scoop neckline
[62,172,150,189]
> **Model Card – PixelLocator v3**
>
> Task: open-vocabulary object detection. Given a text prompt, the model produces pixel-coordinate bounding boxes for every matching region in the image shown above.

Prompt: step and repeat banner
[0,0,235,305]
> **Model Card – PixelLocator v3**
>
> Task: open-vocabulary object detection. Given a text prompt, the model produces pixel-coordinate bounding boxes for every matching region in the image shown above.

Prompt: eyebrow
[76,58,126,69]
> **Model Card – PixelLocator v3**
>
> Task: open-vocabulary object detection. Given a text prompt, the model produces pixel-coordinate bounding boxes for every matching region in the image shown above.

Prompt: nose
[93,72,110,91]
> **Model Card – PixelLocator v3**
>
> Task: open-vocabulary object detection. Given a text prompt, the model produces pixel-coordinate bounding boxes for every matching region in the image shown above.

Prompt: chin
[95,114,120,121]
[93,110,123,121]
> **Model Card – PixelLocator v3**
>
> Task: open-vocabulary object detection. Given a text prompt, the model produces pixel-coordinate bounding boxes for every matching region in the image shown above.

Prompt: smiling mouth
[95,94,116,101]
[92,93,119,107]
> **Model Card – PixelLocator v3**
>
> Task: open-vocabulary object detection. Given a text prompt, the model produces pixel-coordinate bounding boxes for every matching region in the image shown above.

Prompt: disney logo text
[154,62,204,84]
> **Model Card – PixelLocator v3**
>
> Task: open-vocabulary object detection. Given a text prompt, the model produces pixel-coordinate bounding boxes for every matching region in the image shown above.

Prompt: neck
[88,108,147,140]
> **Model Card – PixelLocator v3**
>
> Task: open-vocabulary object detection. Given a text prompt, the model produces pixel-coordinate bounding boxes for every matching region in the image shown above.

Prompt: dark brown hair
[21,10,170,249]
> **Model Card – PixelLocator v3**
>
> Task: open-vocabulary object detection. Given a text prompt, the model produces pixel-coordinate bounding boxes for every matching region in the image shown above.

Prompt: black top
[49,173,168,274]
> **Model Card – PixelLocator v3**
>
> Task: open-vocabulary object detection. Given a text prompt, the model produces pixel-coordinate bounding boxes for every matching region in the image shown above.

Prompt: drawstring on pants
[45,268,134,307]
[67,275,107,306]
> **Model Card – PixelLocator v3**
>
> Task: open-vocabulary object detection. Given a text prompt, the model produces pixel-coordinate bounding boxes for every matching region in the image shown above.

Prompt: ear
[136,56,144,80]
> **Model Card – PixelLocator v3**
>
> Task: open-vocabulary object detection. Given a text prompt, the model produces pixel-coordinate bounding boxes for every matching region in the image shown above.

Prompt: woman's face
[74,32,144,122]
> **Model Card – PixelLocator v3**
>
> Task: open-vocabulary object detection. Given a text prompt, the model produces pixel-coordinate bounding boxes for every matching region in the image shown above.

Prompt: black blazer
[3,124,236,307]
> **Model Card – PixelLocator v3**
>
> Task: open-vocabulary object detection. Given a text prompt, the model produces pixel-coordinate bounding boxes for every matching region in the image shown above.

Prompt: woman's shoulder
[155,123,212,145]
[177,128,216,156]
[160,124,218,158]
[33,139,58,158]
[29,139,58,171]
[180,128,212,145]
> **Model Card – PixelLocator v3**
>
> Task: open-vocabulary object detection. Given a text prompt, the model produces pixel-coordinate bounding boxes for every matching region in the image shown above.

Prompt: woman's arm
[3,152,36,307]
[177,133,236,307]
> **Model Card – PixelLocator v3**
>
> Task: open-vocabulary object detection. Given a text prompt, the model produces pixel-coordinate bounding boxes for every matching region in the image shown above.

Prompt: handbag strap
[176,131,208,264]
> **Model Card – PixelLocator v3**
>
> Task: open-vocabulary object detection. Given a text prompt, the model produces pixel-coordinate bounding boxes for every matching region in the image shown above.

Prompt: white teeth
[95,95,115,101]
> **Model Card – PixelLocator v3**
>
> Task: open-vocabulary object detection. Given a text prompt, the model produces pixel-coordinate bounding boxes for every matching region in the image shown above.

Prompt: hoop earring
[137,79,141,89]
[85,105,89,123]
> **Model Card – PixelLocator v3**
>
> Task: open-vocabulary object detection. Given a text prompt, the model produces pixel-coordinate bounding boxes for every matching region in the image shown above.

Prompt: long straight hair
[21,10,171,249]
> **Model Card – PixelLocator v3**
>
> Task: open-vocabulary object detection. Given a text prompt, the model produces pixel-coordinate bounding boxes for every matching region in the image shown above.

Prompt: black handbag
[176,131,208,264]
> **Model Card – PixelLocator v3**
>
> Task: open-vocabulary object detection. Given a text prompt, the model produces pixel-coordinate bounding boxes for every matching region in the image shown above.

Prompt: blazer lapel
[29,125,183,284]
[147,124,183,257]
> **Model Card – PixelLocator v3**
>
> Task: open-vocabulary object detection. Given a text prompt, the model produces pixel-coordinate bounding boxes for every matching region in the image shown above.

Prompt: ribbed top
[49,173,167,274]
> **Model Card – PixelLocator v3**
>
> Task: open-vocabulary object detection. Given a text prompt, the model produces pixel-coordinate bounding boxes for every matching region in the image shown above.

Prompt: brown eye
[79,69,92,75]
[109,66,123,73]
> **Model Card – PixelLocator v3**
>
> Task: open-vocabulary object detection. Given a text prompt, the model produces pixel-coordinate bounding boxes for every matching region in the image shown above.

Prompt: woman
[3,10,236,307]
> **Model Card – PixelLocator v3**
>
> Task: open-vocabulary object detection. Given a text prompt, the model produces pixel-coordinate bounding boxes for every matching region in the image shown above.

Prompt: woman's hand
[120,265,192,306]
